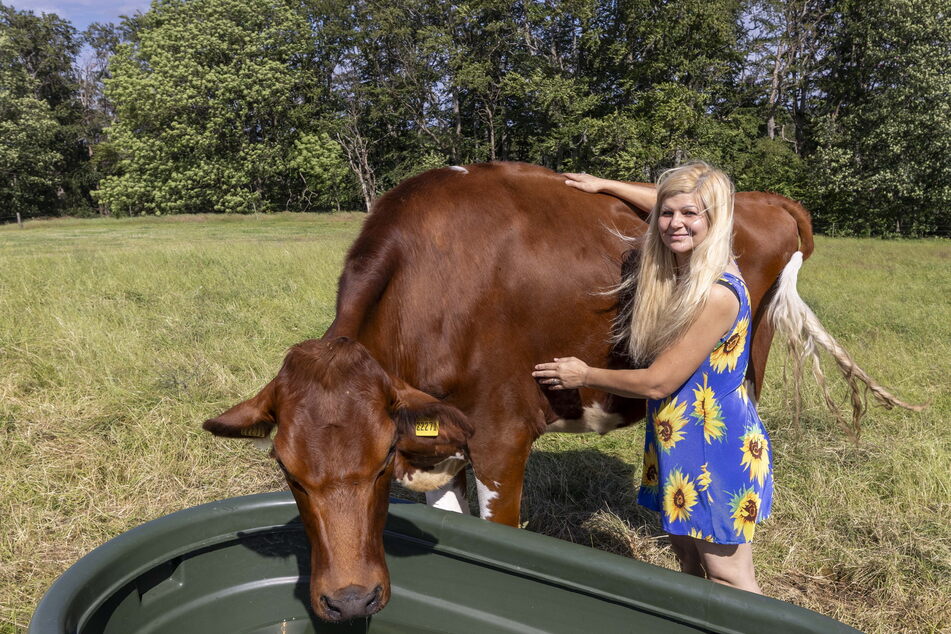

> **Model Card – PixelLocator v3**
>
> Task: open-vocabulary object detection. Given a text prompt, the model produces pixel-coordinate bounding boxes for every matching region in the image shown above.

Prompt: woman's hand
[562,172,606,194]
[532,357,590,390]
[563,173,657,214]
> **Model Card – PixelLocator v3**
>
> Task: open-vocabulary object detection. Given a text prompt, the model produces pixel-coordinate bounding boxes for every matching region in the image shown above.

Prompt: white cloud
[8,1,64,13]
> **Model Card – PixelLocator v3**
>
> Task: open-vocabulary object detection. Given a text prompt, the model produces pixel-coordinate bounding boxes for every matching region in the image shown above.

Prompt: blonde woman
[533,163,772,594]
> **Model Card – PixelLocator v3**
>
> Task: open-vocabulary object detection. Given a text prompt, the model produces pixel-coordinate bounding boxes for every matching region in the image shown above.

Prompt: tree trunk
[335,123,377,212]
[487,106,496,161]
[767,41,786,140]
[452,89,463,163]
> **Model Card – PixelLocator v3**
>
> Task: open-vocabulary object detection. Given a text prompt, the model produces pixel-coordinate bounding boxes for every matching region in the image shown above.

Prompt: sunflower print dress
[637,272,773,544]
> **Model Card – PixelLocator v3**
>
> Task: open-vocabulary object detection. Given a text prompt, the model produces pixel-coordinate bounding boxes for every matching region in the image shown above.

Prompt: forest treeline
[2,0,949,235]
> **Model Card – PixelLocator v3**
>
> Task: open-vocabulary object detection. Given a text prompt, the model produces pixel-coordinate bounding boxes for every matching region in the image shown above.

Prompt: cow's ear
[203,379,277,447]
[390,380,472,461]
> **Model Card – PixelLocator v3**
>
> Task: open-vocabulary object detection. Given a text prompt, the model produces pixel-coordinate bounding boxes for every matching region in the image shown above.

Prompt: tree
[289,132,357,211]
[95,0,318,215]
[0,3,90,216]
[741,0,830,152]
[77,23,119,147]
[3,0,940,233]
[0,31,61,216]
[580,0,749,180]
[806,0,951,235]
[333,0,458,199]
[496,0,604,170]
[72,22,123,215]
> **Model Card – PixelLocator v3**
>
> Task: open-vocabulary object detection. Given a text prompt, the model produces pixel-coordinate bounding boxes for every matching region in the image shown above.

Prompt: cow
[204,162,917,622]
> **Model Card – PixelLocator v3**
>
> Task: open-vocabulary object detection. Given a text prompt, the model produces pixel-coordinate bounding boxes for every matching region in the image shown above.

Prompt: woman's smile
[658,192,708,262]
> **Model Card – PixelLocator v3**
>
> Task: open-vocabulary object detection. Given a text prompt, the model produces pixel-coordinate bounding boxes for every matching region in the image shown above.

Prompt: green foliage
[0,36,62,215]
[2,0,948,232]
[289,133,357,211]
[733,136,806,199]
[612,0,743,98]
[94,0,318,215]
[804,0,951,235]
[0,3,92,218]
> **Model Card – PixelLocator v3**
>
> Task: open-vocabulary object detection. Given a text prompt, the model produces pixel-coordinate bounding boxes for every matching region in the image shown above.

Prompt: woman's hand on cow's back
[562,172,606,194]
[563,172,657,214]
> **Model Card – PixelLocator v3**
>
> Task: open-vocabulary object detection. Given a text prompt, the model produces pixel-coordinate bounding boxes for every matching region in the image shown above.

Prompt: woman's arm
[533,284,739,399]
[562,172,658,214]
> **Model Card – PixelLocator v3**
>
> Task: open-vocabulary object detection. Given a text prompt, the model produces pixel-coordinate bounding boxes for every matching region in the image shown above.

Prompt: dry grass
[1,217,949,633]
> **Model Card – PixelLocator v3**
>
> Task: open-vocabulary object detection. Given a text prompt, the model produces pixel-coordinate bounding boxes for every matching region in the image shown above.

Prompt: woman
[532,162,772,594]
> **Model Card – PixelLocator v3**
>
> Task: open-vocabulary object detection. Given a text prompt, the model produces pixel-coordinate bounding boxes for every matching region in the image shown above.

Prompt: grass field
[2,214,949,633]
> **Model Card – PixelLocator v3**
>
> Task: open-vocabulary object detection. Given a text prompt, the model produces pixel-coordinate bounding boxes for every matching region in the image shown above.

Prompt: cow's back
[326,162,643,423]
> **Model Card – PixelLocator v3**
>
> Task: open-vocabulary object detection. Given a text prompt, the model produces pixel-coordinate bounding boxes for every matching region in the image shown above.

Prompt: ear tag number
[415,418,439,437]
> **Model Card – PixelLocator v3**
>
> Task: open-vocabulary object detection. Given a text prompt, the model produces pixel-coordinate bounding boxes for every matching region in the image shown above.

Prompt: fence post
[16,212,22,228]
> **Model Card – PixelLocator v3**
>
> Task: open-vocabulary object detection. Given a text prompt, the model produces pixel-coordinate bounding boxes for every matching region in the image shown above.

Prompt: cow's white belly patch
[545,402,624,435]
[397,453,467,492]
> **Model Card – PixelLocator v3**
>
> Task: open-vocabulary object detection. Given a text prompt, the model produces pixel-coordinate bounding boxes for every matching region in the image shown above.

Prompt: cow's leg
[748,297,776,402]
[748,317,773,402]
[424,469,470,514]
[469,436,533,526]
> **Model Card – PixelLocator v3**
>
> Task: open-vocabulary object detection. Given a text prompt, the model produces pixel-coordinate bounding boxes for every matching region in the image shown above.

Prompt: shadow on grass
[521,448,666,558]
[390,447,666,560]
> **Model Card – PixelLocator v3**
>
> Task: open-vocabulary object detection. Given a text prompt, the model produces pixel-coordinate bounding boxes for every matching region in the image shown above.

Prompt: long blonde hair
[617,162,736,366]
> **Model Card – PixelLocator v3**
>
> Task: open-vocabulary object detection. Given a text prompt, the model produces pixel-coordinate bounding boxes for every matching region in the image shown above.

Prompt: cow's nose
[320,584,383,621]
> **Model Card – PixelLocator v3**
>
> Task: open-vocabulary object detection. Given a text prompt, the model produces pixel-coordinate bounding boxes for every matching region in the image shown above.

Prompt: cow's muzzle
[319,584,384,621]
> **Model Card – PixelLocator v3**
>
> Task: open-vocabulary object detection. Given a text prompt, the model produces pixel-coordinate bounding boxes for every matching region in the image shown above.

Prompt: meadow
[1,214,949,633]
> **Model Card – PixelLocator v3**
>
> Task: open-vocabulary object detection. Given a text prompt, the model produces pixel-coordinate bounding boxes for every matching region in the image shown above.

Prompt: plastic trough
[30,492,858,634]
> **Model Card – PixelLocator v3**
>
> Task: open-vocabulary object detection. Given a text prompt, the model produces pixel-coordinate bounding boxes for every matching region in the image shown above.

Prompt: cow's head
[203,337,472,621]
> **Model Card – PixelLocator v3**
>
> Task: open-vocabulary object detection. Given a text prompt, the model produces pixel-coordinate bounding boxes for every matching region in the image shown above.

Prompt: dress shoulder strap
[716,277,742,304]
[713,273,748,346]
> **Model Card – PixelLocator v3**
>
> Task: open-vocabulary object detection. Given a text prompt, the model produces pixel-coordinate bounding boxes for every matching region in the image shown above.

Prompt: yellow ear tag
[415,418,439,437]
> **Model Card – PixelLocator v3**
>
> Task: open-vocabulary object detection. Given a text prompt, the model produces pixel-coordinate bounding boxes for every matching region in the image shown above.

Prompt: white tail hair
[768,252,924,438]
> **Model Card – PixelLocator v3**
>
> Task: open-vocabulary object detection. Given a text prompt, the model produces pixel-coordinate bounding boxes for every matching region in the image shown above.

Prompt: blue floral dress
[637,272,773,544]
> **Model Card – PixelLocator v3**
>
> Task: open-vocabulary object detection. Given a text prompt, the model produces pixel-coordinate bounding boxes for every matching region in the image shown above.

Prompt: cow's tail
[767,252,925,438]
[781,197,815,261]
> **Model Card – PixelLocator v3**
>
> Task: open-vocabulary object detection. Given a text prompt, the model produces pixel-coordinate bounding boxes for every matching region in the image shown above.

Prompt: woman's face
[657,192,708,263]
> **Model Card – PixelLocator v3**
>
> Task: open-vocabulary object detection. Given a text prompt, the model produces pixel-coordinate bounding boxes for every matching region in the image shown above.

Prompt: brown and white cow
[203,162,908,621]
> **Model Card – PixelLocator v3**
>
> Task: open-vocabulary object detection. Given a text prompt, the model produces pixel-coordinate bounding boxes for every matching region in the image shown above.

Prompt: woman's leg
[695,540,761,594]
[667,534,705,577]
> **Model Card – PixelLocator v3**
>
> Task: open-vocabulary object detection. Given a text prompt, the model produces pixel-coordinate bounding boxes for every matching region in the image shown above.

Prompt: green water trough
[30,492,858,633]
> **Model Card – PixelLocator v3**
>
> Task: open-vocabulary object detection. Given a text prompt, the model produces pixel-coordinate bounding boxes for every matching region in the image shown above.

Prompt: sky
[7,0,153,32]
